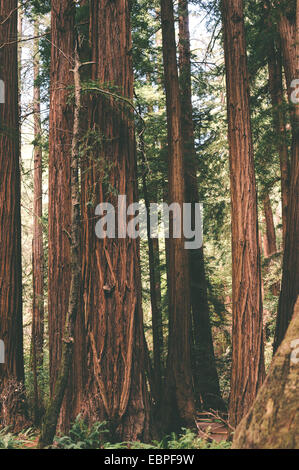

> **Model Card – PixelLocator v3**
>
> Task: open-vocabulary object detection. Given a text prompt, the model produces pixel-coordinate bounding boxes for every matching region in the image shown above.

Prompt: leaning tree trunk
[178,0,225,412]
[0,0,28,432]
[221,0,265,428]
[160,0,195,431]
[31,19,45,426]
[232,296,299,449]
[274,1,299,352]
[80,0,151,441]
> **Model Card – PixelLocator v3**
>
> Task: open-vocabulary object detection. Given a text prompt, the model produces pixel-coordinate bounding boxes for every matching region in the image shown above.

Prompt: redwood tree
[221,0,265,427]
[38,40,82,449]
[31,19,45,425]
[48,0,83,430]
[160,0,195,429]
[274,0,299,352]
[266,27,289,245]
[0,0,27,431]
[80,0,151,441]
[178,0,225,412]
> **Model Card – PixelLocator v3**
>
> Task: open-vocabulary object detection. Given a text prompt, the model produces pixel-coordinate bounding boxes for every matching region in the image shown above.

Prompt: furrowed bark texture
[31,20,45,425]
[178,0,225,412]
[0,0,27,431]
[38,42,82,450]
[160,0,195,430]
[80,0,151,441]
[48,0,83,430]
[222,0,265,427]
[232,296,299,449]
[274,2,299,352]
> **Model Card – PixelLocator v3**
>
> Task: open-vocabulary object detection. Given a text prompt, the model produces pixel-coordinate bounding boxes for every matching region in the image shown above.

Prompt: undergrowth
[0,417,231,449]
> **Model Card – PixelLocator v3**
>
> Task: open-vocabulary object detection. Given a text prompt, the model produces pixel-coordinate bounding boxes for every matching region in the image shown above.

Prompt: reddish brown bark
[178,0,225,412]
[160,0,195,430]
[48,0,73,396]
[0,0,27,431]
[221,0,265,427]
[31,21,45,425]
[274,2,299,352]
[38,41,82,449]
[48,0,83,431]
[80,0,151,441]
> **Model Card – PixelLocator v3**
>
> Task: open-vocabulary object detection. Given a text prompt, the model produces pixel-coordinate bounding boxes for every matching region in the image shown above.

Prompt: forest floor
[1,413,230,449]
[195,412,229,442]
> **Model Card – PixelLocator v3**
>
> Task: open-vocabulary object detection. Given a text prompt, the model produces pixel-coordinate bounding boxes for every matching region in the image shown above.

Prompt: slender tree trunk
[31,20,45,425]
[262,192,280,296]
[80,0,151,441]
[140,145,163,403]
[266,33,289,244]
[262,193,277,258]
[160,0,195,430]
[17,3,22,126]
[0,0,27,431]
[274,2,299,352]
[232,296,299,449]
[140,90,164,401]
[221,0,265,427]
[178,0,225,412]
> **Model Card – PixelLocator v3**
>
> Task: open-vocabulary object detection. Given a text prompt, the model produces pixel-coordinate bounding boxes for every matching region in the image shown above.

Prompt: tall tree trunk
[38,40,81,449]
[262,193,277,258]
[140,90,164,402]
[80,0,151,441]
[274,2,299,352]
[31,20,45,425]
[0,0,27,431]
[232,296,299,449]
[48,0,82,431]
[140,144,163,404]
[266,32,289,245]
[221,0,265,427]
[160,0,195,430]
[178,0,225,412]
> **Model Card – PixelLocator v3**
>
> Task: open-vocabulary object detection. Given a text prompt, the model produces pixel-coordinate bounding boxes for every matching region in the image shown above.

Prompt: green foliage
[54,416,109,449]
[0,429,21,449]
[154,429,231,450]
[0,427,37,449]
[0,424,231,449]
